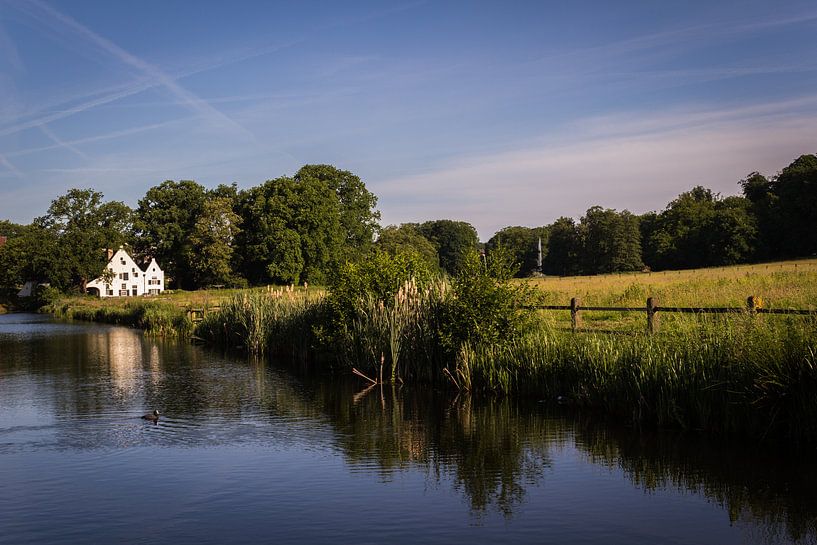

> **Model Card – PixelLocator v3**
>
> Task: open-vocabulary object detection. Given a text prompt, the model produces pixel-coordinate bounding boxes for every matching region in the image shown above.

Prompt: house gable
[86,248,165,297]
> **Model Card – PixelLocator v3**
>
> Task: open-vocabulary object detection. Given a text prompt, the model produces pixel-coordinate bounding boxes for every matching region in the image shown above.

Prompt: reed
[459,314,817,440]
[195,288,323,363]
[49,298,192,336]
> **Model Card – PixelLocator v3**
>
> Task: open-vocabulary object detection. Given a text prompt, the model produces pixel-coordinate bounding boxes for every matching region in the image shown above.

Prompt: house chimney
[0,236,7,248]
[106,248,113,260]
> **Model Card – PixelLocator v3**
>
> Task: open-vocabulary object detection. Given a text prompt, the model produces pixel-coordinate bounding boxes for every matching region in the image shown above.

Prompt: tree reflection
[310,381,561,517]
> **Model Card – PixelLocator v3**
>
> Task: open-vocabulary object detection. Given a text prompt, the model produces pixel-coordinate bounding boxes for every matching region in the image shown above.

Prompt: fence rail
[526,296,816,333]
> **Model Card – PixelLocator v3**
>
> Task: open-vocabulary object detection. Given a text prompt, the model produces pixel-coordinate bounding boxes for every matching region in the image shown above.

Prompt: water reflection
[1,314,816,544]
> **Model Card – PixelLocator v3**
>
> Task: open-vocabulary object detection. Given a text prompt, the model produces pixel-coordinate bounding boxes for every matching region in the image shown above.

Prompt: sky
[1,0,816,240]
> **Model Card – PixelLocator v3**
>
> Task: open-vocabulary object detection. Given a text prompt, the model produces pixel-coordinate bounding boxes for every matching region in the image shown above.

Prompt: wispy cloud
[38,124,88,160]
[376,98,817,239]
[0,154,23,177]
[0,19,23,71]
[7,0,255,141]
[6,117,194,158]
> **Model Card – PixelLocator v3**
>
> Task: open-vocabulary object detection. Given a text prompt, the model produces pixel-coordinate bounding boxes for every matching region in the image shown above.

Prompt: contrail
[39,124,89,160]
[11,0,255,141]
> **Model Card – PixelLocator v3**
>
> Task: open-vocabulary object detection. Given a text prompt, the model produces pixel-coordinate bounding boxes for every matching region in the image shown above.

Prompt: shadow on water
[1,314,816,543]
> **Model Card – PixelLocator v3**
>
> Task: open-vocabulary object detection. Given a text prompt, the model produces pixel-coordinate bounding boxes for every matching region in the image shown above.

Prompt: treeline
[0,154,815,294]
[485,154,817,277]
[0,165,383,293]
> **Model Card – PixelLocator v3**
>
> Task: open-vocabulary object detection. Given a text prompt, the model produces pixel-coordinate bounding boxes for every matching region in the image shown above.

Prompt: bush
[441,247,537,352]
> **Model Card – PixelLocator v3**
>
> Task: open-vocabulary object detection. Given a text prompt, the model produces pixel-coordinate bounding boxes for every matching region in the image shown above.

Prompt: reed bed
[459,314,817,440]
[195,288,324,363]
[49,299,192,336]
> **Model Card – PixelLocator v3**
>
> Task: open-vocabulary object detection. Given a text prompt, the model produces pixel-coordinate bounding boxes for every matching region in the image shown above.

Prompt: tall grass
[195,289,323,363]
[459,314,817,440]
[49,298,192,336]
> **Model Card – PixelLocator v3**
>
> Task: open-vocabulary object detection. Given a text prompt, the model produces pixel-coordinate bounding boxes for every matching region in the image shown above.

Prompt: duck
[141,409,160,422]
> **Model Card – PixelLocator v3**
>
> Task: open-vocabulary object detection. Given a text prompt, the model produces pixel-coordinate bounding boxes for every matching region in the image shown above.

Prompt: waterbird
[141,410,160,422]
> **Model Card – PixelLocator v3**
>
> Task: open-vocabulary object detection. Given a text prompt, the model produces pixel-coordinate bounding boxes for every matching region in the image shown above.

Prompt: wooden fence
[186,307,220,323]
[528,296,817,333]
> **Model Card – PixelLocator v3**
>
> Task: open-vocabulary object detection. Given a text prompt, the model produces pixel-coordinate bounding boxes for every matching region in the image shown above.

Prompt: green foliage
[235,175,344,285]
[327,249,436,326]
[485,225,548,277]
[441,247,536,354]
[35,188,132,291]
[188,196,242,287]
[417,219,479,275]
[580,207,643,274]
[133,180,207,289]
[295,164,380,259]
[641,187,756,270]
[49,299,191,337]
[742,154,817,260]
[542,217,581,276]
[376,224,440,273]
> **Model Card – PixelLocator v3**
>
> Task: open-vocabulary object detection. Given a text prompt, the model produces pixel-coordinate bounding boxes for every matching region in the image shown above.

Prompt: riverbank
[45,260,817,442]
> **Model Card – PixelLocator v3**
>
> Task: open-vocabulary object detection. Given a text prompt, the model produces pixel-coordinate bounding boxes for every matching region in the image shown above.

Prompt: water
[1,313,815,545]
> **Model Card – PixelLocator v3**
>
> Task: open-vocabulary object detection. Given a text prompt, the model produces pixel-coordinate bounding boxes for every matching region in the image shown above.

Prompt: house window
[134,272,138,277]
[121,283,126,290]
[119,290,128,296]
[123,272,129,281]
[106,289,114,296]
[120,259,126,265]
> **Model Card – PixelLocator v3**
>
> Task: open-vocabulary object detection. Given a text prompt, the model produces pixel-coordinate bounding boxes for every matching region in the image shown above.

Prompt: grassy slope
[520,258,817,332]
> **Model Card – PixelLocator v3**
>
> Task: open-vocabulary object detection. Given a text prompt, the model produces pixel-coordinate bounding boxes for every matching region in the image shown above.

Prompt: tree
[542,217,580,276]
[0,223,61,293]
[235,175,344,284]
[580,207,643,274]
[739,171,777,260]
[133,180,207,289]
[485,226,548,277]
[417,220,479,275]
[36,188,132,291]
[642,186,755,270]
[188,197,243,287]
[376,224,440,273]
[295,164,380,258]
[771,154,817,257]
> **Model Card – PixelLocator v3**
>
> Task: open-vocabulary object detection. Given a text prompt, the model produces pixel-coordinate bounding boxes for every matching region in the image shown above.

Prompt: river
[0,313,815,544]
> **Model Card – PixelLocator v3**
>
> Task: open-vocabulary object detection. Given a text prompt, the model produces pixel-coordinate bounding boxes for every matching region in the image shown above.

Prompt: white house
[86,248,165,297]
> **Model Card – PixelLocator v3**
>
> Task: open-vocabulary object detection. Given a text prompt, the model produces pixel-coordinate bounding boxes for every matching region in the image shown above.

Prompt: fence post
[570,297,581,333]
[746,295,758,315]
[646,297,659,334]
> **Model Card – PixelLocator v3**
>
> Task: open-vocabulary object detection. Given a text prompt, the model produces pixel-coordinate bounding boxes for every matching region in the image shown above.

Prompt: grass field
[521,258,817,333]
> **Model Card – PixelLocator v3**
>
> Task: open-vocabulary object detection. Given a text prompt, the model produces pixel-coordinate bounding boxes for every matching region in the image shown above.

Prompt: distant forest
[0,154,815,294]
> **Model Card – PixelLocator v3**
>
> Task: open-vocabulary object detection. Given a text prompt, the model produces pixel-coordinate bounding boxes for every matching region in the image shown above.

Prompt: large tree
[235,175,344,284]
[188,197,242,287]
[36,188,132,291]
[580,207,643,274]
[0,223,61,293]
[376,224,440,273]
[133,180,207,289]
[485,226,548,277]
[295,165,380,258]
[542,217,580,276]
[417,219,479,275]
[642,186,755,270]
[742,154,817,259]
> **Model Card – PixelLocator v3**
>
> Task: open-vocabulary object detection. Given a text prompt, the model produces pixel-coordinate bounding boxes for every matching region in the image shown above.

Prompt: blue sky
[1,0,816,239]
